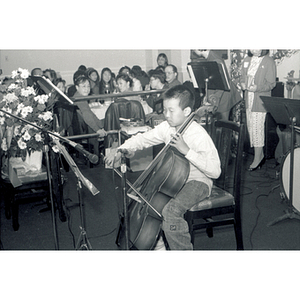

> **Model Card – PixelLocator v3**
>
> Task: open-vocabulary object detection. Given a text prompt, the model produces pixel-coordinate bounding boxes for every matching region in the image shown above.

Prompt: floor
[1,152,300,251]
[2,152,300,300]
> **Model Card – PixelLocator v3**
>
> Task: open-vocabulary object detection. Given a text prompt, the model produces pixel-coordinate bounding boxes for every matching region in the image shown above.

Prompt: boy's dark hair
[163,84,195,111]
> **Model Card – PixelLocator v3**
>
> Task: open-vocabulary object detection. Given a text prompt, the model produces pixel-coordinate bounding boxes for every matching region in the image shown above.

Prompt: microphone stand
[53,140,99,250]
[42,131,59,250]
[120,152,129,250]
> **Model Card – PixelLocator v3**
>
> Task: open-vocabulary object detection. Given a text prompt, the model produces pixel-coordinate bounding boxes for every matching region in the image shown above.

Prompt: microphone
[74,144,99,164]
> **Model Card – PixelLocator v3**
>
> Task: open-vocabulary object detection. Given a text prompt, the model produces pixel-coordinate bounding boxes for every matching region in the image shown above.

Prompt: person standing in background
[240,49,276,171]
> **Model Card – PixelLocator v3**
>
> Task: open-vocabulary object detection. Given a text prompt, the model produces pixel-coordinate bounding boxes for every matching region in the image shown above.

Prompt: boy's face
[163,98,190,129]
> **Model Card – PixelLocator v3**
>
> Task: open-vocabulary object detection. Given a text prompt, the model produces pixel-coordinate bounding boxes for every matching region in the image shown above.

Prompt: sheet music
[219,63,230,91]
[187,65,199,88]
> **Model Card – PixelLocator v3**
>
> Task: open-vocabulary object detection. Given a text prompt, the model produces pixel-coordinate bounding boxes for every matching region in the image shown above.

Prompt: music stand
[31,76,73,105]
[260,96,300,226]
[187,60,230,105]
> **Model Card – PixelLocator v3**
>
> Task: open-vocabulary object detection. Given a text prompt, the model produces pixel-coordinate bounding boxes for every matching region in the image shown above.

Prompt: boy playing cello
[104,85,221,250]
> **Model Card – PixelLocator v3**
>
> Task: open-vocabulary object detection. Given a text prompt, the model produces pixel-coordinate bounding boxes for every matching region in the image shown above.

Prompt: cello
[115,104,213,250]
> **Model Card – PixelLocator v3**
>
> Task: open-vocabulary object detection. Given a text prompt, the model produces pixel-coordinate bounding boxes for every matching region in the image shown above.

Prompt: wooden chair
[185,120,245,250]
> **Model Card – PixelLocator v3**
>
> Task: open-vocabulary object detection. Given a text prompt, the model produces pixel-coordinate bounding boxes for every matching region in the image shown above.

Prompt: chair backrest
[212,120,245,200]
[104,98,146,132]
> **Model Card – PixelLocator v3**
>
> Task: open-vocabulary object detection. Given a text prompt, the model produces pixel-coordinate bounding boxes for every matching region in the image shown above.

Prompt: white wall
[0,50,149,85]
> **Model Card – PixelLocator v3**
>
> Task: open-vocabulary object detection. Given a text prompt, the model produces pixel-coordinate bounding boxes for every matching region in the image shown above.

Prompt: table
[1,168,49,231]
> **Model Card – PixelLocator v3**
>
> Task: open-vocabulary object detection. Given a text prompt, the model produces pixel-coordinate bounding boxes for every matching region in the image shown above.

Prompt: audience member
[27,68,44,93]
[53,78,66,93]
[43,68,57,83]
[118,66,131,76]
[157,53,168,69]
[67,68,87,97]
[146,69,167,114]
[129,66,150,92]
[78,65,87,72]
[74,75,105,136]
[129,68,152,113]
[31,68,43,76]
[165,64,181,88]
[116,73,132,93]
[99,67,115,94]
[86,67,100,95]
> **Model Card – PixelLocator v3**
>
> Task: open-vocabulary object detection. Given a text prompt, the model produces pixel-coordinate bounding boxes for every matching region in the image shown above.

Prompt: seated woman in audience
[156,53,168,69]
[146,69,168,114]
[99,67,115,94]
[116,73,134,96]
[73,75,105,136]
[129,68,152,114]
[86,67,100,95]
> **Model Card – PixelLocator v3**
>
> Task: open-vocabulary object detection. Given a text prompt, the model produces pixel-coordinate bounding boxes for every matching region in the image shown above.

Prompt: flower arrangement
[0,68,54,160]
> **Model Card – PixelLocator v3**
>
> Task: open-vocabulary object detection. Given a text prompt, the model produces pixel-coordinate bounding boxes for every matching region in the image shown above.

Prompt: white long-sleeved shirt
[119,120,221,194]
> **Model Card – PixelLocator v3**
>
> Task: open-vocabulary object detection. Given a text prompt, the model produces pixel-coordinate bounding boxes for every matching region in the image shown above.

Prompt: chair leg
[206,227,213,238]
[234,222,244,250]
[186,216,195,246]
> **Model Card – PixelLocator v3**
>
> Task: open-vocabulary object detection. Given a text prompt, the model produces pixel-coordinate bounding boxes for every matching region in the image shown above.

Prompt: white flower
[39,111,53,121]
[17,139,27,149]
[17,103,25,113]
[11,70,18,78]
[21,109,29,118]
[14,125,21,136]
[20,106,33,118]
[19,69,30,79]
[0,117,5,125]
[34,94,49,104]
[4,93,18,103]
[1,138,8,151]
[8,83,18,91]
[21,87,35,97]
[35,133,42,142]
[22,131,31,141]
